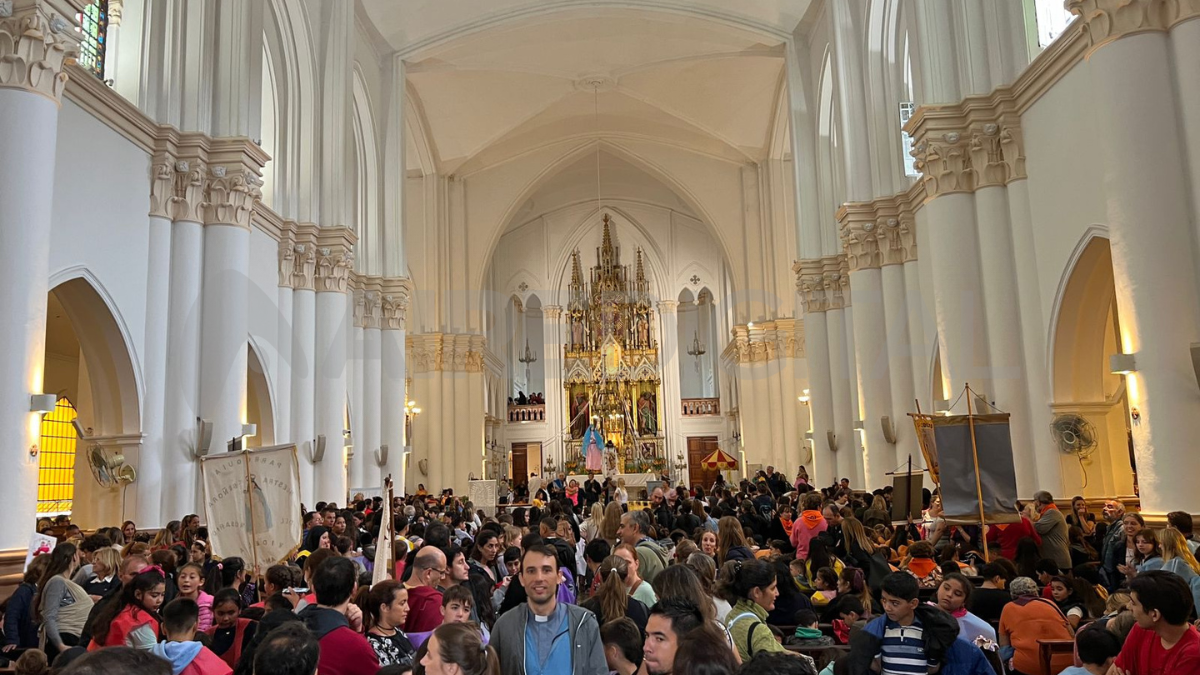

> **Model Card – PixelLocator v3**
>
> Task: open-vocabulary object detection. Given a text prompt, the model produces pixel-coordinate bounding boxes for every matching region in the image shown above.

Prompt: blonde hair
[841,518,876,555]
[92,548,121,577]
[1160,528,1200,574]
[602,501,623,541]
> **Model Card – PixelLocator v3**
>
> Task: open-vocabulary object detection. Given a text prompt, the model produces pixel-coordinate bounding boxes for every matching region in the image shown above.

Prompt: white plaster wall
[248,228,284,435]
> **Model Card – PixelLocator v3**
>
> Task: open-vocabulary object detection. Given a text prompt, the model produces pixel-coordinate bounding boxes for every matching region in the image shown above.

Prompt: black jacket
[847,604,960,675]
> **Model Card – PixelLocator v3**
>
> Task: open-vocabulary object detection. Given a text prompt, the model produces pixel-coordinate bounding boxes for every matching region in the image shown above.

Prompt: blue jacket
[4,582,38,649]
[848,607,993,675]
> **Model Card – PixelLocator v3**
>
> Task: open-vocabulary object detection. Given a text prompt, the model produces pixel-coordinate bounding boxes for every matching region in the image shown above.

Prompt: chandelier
[519,338,537,383]
[687,331,706,359]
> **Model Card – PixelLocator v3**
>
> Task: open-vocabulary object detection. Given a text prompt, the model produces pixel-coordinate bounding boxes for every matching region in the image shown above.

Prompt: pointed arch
[247,338,277,447]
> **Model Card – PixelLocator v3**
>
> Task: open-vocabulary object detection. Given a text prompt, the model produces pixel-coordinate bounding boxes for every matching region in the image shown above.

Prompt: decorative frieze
[380,276,412,331]
[0,1,76,102]
[407,333,487,373]
[906,92,1026,202]
[728,319,805,365]
[1067,0,1200,53]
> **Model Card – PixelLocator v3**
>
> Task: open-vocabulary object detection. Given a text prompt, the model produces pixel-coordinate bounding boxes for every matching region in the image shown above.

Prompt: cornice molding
[0,0,78,103]
[407,333,486,373]
[1067,0,1200,55]
[728,318,804,365]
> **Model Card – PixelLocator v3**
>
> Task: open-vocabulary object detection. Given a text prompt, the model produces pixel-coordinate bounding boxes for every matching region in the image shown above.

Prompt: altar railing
[507,404,545,422]
[681,398,720,416]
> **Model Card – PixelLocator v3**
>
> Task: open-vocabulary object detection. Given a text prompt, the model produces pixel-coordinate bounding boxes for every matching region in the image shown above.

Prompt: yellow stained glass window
[38,398,77,515]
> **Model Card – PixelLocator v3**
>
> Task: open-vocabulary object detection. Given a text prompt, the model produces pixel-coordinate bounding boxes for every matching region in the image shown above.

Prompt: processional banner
[201,444,302,568]
[915,413,1020,525]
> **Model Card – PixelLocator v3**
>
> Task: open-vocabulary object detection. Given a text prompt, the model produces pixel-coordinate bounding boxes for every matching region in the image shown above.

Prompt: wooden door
[511,444,528,489]
[687,436,720,490]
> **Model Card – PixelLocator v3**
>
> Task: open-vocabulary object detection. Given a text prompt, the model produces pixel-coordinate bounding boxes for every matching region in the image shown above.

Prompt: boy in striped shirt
[875,573,937,674]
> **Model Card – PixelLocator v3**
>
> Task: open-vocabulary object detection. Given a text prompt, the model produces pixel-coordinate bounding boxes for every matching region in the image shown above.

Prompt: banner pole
[965,383,990,563]
[242,449,261,577]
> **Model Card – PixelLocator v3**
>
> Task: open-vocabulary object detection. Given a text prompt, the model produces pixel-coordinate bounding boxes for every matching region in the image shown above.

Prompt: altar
[568,473,657,499]
[559,214,668,475]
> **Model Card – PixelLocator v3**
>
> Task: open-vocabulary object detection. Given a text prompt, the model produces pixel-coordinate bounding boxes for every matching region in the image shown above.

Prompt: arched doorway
[1050,235,1136,498]
[43,275,141,527]
[246,341,277,448]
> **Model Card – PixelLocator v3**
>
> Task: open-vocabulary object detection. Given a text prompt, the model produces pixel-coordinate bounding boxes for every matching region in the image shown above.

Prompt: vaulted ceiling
[359,1,813,174]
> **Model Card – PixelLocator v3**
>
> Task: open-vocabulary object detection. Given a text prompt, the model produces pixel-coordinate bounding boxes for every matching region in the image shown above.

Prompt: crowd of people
[2,464,1199,675]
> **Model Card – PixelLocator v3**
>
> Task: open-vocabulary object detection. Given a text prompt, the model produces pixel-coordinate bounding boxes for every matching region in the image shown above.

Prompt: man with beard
[492,545,606,675]
[642,599,704,675]
[649,488,675,534]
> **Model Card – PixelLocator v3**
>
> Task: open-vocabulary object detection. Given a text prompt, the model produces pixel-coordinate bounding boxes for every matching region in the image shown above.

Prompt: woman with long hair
[33,543,93,660]
[121,521,138,546]
[581,554,650,632]
[1110,512,1145,584]
[719,559,787,662]
[363,580,415,668]
[862,495,890,529]
[793,466,809,493]
[651,564,716,623]
[716,516,753,565]
[151,520,181,550]
[295,526,331,569]
[685,552,730,621]
[596,501,620,544]
[935,573,995,642]
[696,530,718,558]
[1158,528,1200,581]
[468,531,503,584]
[581,503,604,543]
[1129,529,1163,577]
[765,559,813,626]
[88,567,166,650]
[421,622,501,675]
[798,538,844,592]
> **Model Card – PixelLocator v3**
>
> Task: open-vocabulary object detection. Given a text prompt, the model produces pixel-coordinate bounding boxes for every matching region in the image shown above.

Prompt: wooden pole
[242,449,261,576]
[965,384,990,563]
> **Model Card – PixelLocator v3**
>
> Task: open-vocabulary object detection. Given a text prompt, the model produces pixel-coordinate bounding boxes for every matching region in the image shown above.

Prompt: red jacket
[180,647,234,675]
[403,585,444,633]
[298,605,379,675]
[986,516,1041,560]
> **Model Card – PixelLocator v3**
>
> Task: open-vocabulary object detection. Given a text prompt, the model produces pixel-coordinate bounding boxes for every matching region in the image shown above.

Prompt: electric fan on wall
[87,445,137,488]
[1050,414,1098,459]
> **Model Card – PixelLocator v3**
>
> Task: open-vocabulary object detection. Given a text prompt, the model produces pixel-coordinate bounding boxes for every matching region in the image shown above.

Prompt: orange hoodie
[790,510,828,558]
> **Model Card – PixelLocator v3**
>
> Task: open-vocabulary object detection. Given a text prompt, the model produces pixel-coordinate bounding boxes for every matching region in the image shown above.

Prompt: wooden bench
[1038,638,1076,674]
[784,644,850,670]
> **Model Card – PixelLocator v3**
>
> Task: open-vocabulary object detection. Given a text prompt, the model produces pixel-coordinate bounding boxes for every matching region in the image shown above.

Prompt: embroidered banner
[201,444,302,568]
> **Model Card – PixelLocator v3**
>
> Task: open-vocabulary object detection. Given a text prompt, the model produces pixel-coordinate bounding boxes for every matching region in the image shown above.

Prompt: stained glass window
[76,1,108,80]
[38,398,78,515]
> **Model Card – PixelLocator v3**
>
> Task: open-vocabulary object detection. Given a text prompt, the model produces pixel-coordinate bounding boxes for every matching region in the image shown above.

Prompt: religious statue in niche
[571,315,585,349]
[570,391,590,439]
[637,391,657,436]
[603,440,620,476]
[636,313,649,349]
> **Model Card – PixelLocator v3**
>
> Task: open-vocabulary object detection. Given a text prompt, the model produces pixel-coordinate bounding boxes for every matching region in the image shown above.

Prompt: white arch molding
[247,338,278,447]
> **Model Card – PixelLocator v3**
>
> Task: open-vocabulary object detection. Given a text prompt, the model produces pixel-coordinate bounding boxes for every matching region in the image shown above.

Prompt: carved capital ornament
[0,1,75,103]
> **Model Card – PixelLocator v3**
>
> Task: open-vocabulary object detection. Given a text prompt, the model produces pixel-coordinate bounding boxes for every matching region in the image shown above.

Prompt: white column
[842,306,866,488]
[380,282,408,493]
[904,260,930,416]
[313,243,352,503]
[826,307,854,486]
[349,292,365,492]
[1171,17,1200,295]
[542,307,563,459]
[1078,15,1200,514]
[777,332,801,472]
[198,219,249,458]
[138,163,174,528]
[658,302,682,463]
[291,245,317,503]
[881,262,920,471]
[974,186,1038,496]
[762,326,786,471]
[0,5,68,546]
[161,162,205,521]
[274,260,293,444]
[797,261,835,482]
[845,261,895,490]
[362,293,382,489]
[924,193,991,409]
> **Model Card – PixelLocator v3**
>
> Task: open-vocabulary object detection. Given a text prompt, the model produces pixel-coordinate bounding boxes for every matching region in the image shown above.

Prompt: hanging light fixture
[519,338,538,384]
[687,331,706,359]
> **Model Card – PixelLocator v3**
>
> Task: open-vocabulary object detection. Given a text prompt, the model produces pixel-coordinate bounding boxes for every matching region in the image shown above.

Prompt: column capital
[906,94,1026,201]
[171,158,207,223]
[822,254,852,310]
[794,258,829,314]
[543,305,563,320]
[380,276,412,330]
[657,300,679,314]
[837,205,884,272]
[0,0,77,103]
[277,236,295,288]
[1068,0,1200,53]
[314,227,356,293]
[728,319,804,364]
[202,138,267,229]
[406,333,485,373]
[148,155,174,219]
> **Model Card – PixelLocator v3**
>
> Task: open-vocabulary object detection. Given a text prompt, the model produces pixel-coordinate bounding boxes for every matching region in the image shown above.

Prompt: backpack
[729,611,767,658]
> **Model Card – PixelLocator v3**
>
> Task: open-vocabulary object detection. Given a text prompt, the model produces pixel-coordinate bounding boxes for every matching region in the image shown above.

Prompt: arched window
[38,398,78,515]
[75,1,108,80]
[1029,0,1076,50]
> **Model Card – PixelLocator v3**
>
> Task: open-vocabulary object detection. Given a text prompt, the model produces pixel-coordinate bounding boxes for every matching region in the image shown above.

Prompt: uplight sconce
[1110,353,1137,375]
[30,393,57,414]
[797,389,810,404]
[241,423,257,438]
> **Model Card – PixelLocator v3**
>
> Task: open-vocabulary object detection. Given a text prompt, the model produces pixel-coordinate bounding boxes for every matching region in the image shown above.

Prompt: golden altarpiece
[561,215,665,475]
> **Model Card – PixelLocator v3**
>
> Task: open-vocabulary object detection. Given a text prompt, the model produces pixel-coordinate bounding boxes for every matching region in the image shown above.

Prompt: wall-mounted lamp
[852,419,865,431]
[241,423,257,438]
[343,428,353,448]
[804,431,814,440]
[30,393,57,414]
[1110,353,1137,375]
[797,388,810,404]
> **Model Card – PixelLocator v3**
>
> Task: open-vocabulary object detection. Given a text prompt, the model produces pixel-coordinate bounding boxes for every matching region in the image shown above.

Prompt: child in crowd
[789,609,833,647]
[829,595,866,645]
[810,567,839,607]
[205,589,256,670]
[1058,624,1122,675]
[151,598,232,675]
[175,563,214,632]
[1049,575,1087,630]
[412,585,489,649]
[88,567,166,650]
[502,547,520,577]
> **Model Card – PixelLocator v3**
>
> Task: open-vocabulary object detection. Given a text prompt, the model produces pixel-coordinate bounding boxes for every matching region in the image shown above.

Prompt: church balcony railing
[507,404,545,423]
[681,398,720,417]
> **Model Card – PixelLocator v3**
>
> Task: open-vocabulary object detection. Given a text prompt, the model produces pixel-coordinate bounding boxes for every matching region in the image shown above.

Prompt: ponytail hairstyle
[716,558,775,604]
[91,567,167,646]
[840,567,872,611]
[204,556,246,595]
[429,622,501,675]
[33,543,78,621]
[362,580,406,631]
[212,588,243,615]
[596,555,632,623]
